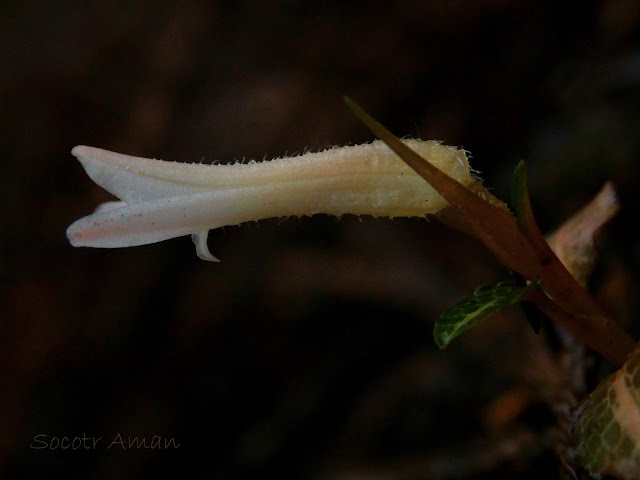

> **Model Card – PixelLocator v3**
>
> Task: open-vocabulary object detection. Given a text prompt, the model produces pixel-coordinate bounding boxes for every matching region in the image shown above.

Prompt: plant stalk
[345,97,634,366]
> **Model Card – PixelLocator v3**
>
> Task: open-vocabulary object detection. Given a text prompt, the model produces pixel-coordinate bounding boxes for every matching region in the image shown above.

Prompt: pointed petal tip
[65,220,85,247]
[72,145,110,163]
[71,145,90,157]
[66,215,114,248]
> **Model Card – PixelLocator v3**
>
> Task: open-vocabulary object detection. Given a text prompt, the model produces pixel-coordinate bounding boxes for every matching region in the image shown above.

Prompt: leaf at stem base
[434,280,539,349]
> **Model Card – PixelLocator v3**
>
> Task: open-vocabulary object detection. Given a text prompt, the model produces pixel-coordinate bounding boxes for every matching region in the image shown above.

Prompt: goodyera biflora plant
[68,97,638,477]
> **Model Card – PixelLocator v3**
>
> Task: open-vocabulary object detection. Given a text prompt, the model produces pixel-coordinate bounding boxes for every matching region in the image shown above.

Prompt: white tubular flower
[66,140,473,261]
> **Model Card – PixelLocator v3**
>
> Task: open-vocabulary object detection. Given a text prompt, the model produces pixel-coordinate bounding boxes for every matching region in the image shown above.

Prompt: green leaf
[433,280,539,349]
[511,160,531,232]
[510,160,554,258]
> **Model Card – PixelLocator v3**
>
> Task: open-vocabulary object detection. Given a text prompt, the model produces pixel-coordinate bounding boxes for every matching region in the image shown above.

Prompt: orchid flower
[66,140,474,261]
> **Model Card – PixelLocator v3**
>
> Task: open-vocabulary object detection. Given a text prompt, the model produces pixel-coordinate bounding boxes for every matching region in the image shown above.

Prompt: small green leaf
[434,280,539,349]
[511,160,531,232]
[511,160,554,259]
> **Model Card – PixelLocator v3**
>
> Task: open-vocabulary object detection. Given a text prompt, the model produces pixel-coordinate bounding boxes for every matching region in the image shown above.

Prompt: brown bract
[547,182,620,287]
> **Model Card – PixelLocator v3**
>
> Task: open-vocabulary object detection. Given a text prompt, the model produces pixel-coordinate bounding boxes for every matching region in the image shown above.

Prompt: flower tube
[67,140,473,261]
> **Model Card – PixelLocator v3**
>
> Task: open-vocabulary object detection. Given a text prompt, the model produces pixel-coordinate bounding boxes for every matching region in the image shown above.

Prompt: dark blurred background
[2,1,640,479]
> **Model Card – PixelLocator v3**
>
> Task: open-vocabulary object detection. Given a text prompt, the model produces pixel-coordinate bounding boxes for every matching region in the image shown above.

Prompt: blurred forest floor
[2,1,640,479]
